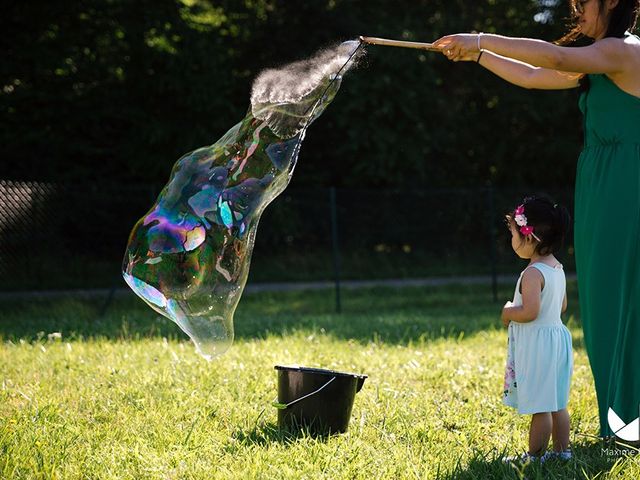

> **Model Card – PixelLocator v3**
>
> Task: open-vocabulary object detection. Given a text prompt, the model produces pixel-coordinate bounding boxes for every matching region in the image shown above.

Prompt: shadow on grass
[0,283,582,347]
[232,421,333,446]
[442,437,639,479]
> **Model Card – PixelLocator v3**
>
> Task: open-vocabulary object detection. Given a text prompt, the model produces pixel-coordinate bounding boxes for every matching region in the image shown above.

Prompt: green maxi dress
[575,72,640,438]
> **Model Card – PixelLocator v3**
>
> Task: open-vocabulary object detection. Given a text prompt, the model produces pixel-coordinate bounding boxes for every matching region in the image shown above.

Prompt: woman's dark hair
[558,0,640,45]
[556,1,640,91]
[507,194,572,256]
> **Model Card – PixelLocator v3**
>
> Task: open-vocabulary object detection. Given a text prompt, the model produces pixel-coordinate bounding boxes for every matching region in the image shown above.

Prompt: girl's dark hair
[508,194,572,256]
[558,0,640,45]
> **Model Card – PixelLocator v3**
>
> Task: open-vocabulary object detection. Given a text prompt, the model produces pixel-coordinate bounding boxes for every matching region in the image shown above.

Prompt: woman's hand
[433,34,480,62]
[501,300,514,328]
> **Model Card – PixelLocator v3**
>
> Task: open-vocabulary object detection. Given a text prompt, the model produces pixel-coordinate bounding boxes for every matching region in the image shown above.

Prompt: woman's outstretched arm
[477,50,582,89]
[434,33,630,74]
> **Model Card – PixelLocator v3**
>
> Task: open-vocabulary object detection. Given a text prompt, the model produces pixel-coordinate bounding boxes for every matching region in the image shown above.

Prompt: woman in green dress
[434,0,640,441]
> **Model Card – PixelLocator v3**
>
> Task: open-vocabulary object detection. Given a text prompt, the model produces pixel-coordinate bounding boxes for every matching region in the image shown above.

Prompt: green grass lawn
[1,283,638,479]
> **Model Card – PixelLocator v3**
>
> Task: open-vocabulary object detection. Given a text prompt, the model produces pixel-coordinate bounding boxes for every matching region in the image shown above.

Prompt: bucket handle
[272,376,336,410]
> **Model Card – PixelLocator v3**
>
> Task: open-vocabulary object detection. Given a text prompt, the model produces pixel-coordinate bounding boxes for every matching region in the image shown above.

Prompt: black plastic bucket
[273,365,367,434]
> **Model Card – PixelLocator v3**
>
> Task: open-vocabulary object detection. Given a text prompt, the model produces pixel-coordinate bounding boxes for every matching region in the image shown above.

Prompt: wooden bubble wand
[359,36,442,52]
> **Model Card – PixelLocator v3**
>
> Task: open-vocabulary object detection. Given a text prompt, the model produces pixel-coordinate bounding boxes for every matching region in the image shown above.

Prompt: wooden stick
[359,36,441,52]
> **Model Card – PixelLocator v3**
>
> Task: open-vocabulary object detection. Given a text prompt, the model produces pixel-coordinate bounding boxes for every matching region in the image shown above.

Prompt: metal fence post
[487,184,498,302]
[329,187,342,313]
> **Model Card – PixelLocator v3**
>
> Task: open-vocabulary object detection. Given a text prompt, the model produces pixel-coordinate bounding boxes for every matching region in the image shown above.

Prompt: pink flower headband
[514,204,541,242]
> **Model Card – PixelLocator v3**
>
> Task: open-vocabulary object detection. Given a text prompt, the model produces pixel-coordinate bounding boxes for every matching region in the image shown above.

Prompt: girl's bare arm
[502,268,543,323]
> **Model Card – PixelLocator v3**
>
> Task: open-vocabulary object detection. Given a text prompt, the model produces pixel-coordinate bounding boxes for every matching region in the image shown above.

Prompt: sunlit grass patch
[1,283,638,478]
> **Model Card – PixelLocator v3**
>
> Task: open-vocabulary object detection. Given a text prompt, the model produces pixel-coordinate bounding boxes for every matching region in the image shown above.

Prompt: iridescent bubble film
[123,40,363,360]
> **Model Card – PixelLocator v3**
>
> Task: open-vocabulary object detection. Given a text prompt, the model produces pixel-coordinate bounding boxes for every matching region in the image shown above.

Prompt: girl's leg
[528,412,552,455]
[551,408,570,452]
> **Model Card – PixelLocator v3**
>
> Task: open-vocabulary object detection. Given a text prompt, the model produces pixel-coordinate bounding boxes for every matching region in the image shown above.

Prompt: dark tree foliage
[1,1,590,188]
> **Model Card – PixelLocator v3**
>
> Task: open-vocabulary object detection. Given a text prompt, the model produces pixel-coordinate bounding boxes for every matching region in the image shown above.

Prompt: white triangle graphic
[607,407,640,442]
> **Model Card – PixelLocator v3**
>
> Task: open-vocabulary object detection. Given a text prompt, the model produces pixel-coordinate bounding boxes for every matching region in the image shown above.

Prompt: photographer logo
[607,407,640,442]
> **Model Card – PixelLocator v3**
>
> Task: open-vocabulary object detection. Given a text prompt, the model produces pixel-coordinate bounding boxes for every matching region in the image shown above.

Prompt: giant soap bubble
[123,40,363,360]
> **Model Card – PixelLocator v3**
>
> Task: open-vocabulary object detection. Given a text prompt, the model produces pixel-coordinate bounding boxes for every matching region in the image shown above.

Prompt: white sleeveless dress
[502,262,573,414]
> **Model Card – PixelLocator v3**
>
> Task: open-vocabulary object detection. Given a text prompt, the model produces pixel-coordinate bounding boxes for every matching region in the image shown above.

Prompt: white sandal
[502,452,541,464]
[541,449,573,462]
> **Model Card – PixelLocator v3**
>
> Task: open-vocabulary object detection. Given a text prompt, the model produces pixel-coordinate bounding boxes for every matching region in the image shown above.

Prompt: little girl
[501,195,573,463]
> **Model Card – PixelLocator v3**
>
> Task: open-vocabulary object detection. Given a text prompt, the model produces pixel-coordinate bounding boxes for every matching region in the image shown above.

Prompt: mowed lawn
[1,283,638,479]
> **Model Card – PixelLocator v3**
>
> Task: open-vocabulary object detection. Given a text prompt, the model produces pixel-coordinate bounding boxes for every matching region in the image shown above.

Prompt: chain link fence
[0,179,575,292]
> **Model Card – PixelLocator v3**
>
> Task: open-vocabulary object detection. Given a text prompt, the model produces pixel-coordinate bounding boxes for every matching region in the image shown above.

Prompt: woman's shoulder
[619,33,640,55]
[623,32,640,47]
[624,31,640,41]
[596,35,640,52]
